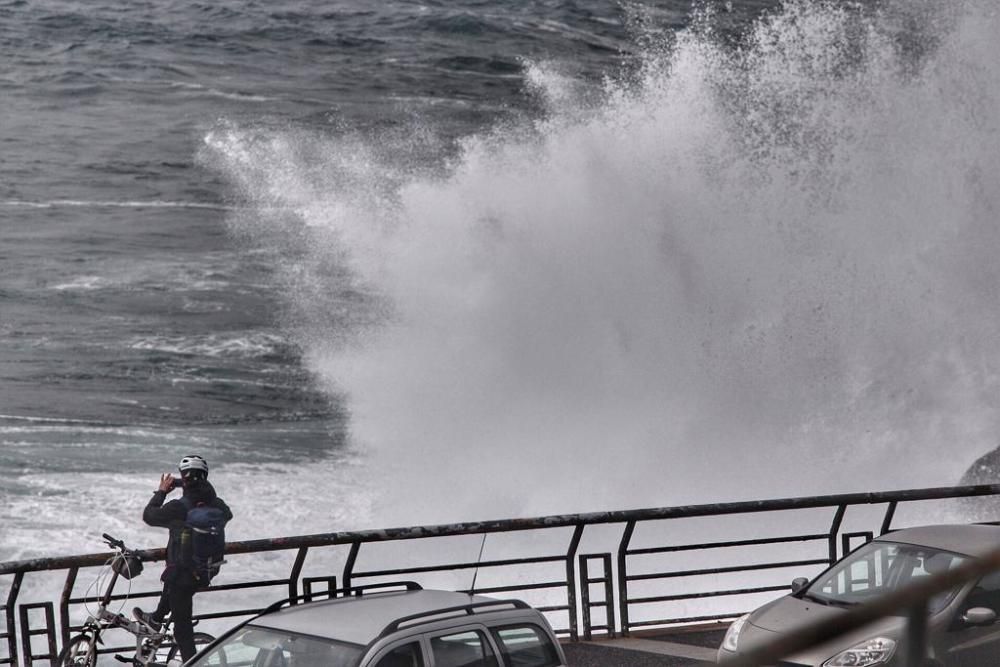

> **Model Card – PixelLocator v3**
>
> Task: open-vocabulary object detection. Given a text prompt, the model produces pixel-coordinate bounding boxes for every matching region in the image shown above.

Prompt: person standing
[134,455,232,662]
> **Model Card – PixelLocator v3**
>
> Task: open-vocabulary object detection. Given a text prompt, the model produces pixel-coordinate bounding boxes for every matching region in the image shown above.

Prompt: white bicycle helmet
[178,454,209,479]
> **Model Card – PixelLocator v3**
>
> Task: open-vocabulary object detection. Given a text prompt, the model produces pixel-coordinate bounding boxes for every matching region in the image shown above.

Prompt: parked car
[717,524,1000,667]
[186,582,566,667]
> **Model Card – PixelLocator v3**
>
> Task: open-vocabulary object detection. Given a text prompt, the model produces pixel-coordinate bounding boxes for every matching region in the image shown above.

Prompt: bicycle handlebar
[102,533,127,550]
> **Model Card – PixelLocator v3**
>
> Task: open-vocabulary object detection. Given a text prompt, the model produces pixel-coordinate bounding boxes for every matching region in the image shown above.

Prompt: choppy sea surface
[3,0,1000,565]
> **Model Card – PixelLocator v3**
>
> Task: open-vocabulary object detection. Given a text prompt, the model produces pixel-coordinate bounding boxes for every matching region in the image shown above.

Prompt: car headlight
[721,613,751,652]
[823,637,897,667]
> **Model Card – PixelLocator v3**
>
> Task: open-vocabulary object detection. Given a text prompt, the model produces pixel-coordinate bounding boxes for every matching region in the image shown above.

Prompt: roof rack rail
[261,581,424,614]
[347,581,423,597]
[377,599,530,640]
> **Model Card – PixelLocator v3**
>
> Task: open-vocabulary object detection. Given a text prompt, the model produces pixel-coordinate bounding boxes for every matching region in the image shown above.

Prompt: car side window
[966,571,1000,612]
[373,641,425,667]
[490,625,560,667]
[430,630,499,667]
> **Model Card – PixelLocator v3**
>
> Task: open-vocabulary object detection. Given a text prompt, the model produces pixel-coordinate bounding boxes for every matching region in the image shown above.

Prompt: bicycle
[58,533,214,667]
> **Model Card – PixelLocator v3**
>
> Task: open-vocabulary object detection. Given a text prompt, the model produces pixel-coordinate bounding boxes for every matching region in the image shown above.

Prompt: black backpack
[180,497,228,589]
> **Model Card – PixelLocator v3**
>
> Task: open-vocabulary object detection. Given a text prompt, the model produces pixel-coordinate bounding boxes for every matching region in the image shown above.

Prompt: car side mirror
[962,607,997,626]
[791,577,809,593]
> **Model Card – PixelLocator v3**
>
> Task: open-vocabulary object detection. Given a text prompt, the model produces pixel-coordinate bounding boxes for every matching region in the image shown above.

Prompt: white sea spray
[204,0,1000,524]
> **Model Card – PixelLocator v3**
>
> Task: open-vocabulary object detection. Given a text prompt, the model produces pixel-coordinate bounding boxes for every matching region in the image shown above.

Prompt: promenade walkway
[563,626,726,667]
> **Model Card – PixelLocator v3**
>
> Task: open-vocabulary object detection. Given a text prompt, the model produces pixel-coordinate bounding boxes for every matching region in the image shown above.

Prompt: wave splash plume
[203,0,1000,523]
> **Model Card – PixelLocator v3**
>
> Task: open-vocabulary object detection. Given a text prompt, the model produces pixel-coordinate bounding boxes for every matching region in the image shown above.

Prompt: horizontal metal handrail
[5,483,999,576]
[354,554,567,577]
[630,584,791,604]
[627,533,831,555]
[625,559,831,581]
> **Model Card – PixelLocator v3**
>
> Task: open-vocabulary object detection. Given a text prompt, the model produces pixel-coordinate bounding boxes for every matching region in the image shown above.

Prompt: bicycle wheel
[163,631,218,665]
[59,634,98,667]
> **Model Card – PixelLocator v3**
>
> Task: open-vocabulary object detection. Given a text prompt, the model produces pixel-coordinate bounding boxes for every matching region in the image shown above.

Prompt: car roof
[249,590,512,646]
[875,524,1000,558]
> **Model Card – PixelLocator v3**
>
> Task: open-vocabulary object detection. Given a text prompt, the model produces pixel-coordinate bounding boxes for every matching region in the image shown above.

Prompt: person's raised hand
[158,473,175,493]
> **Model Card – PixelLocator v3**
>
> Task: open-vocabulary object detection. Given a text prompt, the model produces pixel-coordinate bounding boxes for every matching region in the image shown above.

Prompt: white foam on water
[127,332,287,358]
[168,80,278,103]
[0,200,229,210]
[3,458,373,560]
[49,276,114,291]
[202,0,1000,525]
[41,254,256,296]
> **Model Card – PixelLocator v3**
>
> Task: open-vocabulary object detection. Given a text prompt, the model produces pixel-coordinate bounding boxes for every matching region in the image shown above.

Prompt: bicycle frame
[62,535,185,667]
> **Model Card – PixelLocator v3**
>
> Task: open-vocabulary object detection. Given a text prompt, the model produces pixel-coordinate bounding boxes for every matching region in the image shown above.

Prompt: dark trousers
[152,575,197,662]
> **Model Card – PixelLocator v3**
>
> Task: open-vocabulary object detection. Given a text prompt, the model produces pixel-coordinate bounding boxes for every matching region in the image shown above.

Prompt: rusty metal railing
[2,483,999,667]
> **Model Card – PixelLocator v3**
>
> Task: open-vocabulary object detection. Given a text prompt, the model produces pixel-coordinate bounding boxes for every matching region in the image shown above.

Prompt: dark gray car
[718,524,1000,667]
[187,584,566,667]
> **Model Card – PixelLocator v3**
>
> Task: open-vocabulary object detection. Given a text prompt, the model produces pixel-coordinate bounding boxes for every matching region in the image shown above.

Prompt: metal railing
[2,483,999,667]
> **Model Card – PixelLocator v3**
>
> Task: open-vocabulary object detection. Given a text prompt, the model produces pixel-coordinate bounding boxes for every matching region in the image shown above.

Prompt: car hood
[737,596,905,664]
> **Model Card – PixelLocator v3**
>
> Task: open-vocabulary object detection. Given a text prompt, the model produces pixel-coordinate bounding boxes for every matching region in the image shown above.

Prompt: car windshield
[803,541,968,613]
[189,625,364,667]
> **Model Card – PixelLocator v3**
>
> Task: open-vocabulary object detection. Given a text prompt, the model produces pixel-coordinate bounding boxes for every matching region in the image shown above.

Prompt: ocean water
[2,0,1000,566]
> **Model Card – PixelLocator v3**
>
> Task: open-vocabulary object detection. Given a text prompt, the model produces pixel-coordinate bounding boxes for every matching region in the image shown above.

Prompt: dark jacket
[144,479,233,581]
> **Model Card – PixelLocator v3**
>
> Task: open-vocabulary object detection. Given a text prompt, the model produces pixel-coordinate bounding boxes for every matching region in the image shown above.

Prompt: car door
[936,571,1000,667]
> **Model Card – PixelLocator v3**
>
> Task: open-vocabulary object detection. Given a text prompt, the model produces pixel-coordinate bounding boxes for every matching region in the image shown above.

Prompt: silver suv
[188,583,567,667]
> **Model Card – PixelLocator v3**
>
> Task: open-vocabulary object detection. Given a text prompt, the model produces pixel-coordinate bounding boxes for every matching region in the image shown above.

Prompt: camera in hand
[170,478,184,490]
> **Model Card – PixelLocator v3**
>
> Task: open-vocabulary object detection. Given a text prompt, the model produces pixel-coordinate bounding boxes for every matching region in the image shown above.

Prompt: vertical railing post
[828,505,846,564]
[4,572,23,667]
[343,542,361,593]
[565,525,584,642]
[59,568,78,651]
[288,547,309,604]
[880,502,898,536]
[17,605,31,667]
[580,557,593,641]
[617,520,636,637]
[600,554,615,638]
